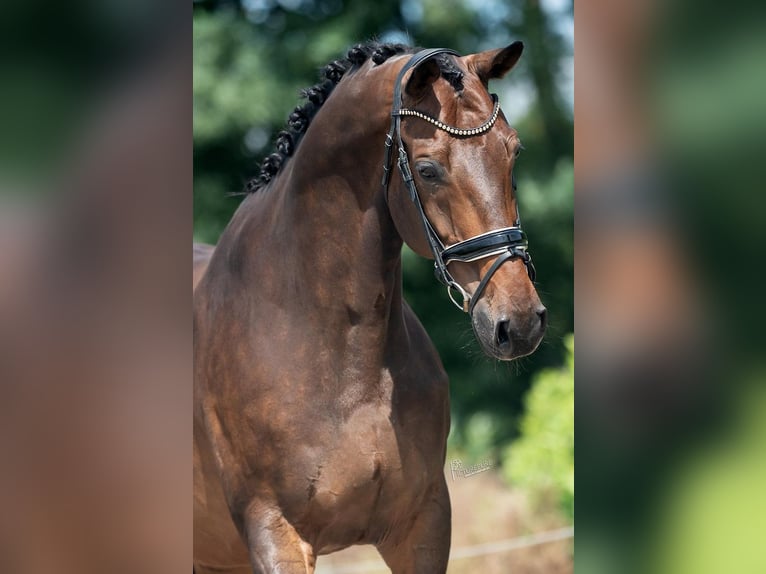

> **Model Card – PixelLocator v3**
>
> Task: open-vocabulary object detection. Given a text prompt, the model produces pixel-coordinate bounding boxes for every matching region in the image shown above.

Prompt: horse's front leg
[376,477,451,574]
[244,501,315,574]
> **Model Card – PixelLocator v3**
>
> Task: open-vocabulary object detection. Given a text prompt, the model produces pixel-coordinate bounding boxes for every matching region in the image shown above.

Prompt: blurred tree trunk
[520,0,572,163]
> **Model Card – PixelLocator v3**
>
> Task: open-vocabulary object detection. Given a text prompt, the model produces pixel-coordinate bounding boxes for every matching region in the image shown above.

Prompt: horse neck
[230,67,405,333]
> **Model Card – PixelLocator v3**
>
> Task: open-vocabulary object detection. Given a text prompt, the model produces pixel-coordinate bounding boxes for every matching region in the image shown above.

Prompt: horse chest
[296,406,435,547]
[199,296,450,550]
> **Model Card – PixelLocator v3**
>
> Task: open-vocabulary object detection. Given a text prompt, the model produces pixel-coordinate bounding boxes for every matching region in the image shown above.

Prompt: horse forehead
[436,83,512,137]
[447,115,516,162]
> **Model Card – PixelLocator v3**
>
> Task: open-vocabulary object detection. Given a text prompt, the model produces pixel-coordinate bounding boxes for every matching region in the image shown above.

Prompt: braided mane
[245,41,464,194]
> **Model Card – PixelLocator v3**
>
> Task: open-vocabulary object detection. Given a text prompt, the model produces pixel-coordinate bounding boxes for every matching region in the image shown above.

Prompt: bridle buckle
[447,283,470,313]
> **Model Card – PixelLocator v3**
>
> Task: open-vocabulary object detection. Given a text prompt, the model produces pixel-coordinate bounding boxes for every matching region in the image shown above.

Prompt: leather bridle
[381,48,536,314]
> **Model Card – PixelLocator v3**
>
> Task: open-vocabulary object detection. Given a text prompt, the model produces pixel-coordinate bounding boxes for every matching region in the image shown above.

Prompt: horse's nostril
[495,319,511,349]
[537,307,548,330]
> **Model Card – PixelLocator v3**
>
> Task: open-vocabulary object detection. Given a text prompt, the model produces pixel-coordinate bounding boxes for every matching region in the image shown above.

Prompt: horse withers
[193,41,546,574]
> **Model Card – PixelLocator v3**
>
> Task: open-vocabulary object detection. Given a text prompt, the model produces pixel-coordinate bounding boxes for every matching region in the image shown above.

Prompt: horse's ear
[404,59,442,99]
[465,41,523,84]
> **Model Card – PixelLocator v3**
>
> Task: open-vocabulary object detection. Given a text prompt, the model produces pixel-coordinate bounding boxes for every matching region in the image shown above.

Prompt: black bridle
[382,48,536,314]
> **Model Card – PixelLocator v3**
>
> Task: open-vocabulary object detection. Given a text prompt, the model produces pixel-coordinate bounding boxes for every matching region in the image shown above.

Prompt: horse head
[385,43,547,360]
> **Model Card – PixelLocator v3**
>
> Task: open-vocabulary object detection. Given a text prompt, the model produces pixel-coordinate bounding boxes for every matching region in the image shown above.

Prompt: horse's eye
[416,162,439,180]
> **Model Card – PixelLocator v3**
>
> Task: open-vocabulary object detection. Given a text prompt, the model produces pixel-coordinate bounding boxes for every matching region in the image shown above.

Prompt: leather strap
[443,228,528,263]
[467,248,535,315]
[382,48,459,190]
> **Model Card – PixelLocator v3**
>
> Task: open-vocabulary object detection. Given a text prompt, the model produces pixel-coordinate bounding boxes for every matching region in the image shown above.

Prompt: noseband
[382,48,536,314]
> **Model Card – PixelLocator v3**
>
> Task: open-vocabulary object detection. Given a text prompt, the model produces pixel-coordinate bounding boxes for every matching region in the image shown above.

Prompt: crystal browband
[395,94,501,137]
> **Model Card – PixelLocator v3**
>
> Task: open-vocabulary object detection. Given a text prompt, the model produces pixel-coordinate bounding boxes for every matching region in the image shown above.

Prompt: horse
[193,41,546,574]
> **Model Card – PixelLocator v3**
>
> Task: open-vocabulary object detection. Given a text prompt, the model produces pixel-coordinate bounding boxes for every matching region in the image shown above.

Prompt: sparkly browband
[395,94,501,137]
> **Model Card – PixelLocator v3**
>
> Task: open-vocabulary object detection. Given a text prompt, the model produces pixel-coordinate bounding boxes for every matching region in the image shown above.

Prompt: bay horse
[193,41,546,574]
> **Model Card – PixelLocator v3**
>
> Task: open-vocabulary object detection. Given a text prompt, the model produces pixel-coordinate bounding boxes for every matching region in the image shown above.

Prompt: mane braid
[435,54,464,92]
[244,42,464,194]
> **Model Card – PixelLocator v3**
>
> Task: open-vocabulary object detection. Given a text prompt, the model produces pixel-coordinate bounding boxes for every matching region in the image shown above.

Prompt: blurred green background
[193,0,573,517]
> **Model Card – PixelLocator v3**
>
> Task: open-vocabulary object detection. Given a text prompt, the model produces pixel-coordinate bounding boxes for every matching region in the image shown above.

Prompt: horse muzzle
[472,299,547,360]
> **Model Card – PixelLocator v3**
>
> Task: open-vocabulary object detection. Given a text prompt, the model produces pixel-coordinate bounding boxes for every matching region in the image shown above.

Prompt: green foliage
[447,412,504,464]
[503,334,574,519]
[194,12,293,144]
